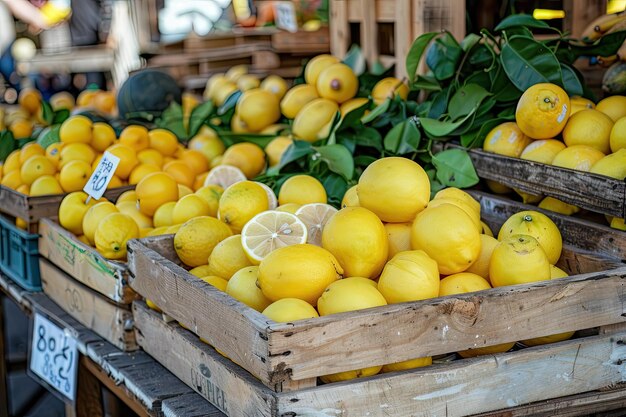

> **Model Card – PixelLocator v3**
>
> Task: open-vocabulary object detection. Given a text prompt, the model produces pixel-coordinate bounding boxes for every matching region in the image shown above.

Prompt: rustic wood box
[127,191,626,415]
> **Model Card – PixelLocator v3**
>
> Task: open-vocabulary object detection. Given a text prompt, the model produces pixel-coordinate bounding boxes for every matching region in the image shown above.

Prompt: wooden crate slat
[40,258,138,352]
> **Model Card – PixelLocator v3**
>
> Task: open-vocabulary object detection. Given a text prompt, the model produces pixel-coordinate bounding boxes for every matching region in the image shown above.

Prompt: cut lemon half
[295,203,338,246]
[204,165,246,189]
[241,211,307,264]
[254,181,278,209]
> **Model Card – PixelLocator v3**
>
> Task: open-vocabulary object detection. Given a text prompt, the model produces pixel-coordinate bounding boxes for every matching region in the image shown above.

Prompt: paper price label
[83,150,121,200]
[274,1,298,33]
[29,313,78,401]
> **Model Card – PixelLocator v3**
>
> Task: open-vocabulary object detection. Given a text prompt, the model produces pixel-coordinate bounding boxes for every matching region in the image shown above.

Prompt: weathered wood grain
[39,259,137,351]
[39,219,136,304]
[162,393,225,417]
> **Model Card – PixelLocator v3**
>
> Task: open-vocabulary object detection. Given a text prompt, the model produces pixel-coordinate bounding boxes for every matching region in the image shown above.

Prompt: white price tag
[274,1,298,33]
[83,150,121,200]
[29,313,78,401]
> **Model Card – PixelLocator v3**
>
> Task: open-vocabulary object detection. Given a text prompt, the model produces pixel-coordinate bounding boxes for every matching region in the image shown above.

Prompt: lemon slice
[295,203,338,246]
[204,165,246,189]
[254,181,278,210]
[241,211,308,264]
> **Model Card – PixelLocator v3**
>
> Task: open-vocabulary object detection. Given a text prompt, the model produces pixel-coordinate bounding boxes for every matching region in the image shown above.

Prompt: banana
[607,15,626,34]
[618,40,626,61]
[582,13,626,42]
[597,54,620,67]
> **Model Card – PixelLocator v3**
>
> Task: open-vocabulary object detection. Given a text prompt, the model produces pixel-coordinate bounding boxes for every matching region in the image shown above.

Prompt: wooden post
[329,0,349,58]
[75,356,105,417]
[394,0,413,79]
[360,0,379,68]
[568,0,607,38]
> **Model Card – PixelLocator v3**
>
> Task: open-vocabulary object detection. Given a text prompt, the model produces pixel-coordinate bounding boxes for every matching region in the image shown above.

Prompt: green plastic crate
[0,215,40,291]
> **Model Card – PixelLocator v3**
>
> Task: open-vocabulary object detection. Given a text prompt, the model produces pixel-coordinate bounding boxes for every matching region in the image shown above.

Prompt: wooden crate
[39,258,138,352]
[38,218,136,305]
[128,191,626,404]
[0,185,134,233]
[439,143,626,219]
[330,0,466,79]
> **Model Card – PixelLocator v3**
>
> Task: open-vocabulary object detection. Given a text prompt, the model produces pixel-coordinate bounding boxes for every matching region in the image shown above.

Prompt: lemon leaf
[500,35,563,92]
[560,63,584,97]
[187,101,214,139]
[313,145,354,181]
[0,131,17,163]
[383,119,420,154]
[494,14,552,31]
[448,84,491,121]
[431,149,479,188]
[322,173,348,208]
[361,99,390,124]
[406,32,439,85]
[40,100,54,126]
[426,32,462,81]
[52,109,70,125]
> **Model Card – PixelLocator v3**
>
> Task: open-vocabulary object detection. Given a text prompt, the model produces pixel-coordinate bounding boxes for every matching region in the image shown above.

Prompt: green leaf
[560,63,584,96]
[272,140,314,172]
[322,173,348,208]
[0,131,16,162]
[52,109,70,125]
[581,30,626,55]
[41,101,54,125]
[500,35,563,92]
[343,45,367,76]
[426,32,463,81]
[36,124,61,148]
[460,33,482,52]
[431,149,479,188]
[460,117,506,148]
[383,119,421,154]
[406,32,439,85]
[448,84,491,121]
[428,86,453,119]
[361,99,390,124]
[217,133,276,148]
[313,144,354,180]
[337,100,370,131]
[468,44,494,68]
[369,60,387,76]
[354,155,377,167]
[494,14,551,31]
[426,169,446,198]
[217,90,242,116]
[420,109,476,138]
[464,71,492,91]
[337,135,356,153]
[343,127,382,152]
[157,102,187,140]
[188,101,214,139]
[490,65,523,103]
[410,75,442,92]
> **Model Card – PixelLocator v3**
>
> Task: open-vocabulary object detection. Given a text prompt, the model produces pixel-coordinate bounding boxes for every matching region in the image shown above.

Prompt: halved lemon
[295,203,338,246]
[203,165,246,189]
[254,181,278,210]
[241,211,307,264]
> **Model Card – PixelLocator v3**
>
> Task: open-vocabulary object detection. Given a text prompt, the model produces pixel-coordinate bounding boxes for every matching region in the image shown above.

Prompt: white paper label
[29,313,78,401]
[83,150,121,200]
[274,1,298,33]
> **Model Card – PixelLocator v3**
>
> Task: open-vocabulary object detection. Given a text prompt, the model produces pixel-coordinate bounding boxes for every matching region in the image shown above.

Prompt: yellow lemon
[439,272,492,296]
[411,204,481,275]
[498,210,562,264]
[30,175,63,196]
[226,266,272,312]
[172,194,211,225]
[275,203,301,214]
[278,175,327,205]
[515,83,570,139]
[552,145,605,171]
[153,202,176,228]
[304,54,340,85]
[213,81,238,107]
[280,84,319,119]
[550,265,568,279]
[59,142,96,167]
[481,220,494,237]
[221,142,266,179]
[569,96,595,115]
[218,181,269,233]
[128,163,161,185]
[195,184,224,217]
[136,172,179,216]
[458,343,516,358]
[19,143,45,164]
[18,88,41,114]
[236,74,260,92]
[198,275,228,292]
[382,357,432,373]
[563,109,613,153]
[187,134,225,162]
[433,187,480,214]
[590,148,626,179]
[174,216,233,267]
[59,191,98,235]
[194,172,209,191]
[1,170,22,190]
[204,165,247,189]
[316,63,358,104]
[16,184,29,195]
[465,234,499,282]
[119,125,150,152]
[9,118,33,139]
[3,150,21,174]
[321,207,388,278]
[377,250,440,303]
[59,160,92,192]
[82,202,119,244]
[490,235,551,287]
[178,184,193,199]
[317,277,387,315]
[60,115,92,144]
[179,149,210,176]
[91,122,116,152]
[341,185,359,208]
[107,144,139,180]
[538,197,580,216]
[427,198,481,233]
[295,203,337,246]
[189,265,213,278]
[340,97,370,118]
[116,190,137,205]
[320,366,382,384]
[236,88,281,132]
[116,201,153,229]
[519,139,566,164]
[207,234,253,280]
[596,95,626,122]
[260,75,288,100]
[241,211,308,264]
[164,160,195,189]
[262,298,319,322]
[50,91,75,111]
[147,129,178,157]
[265,136,293,167]
[292,98,339,142]
[483,122,531,157]
[20,155,55,186]
[609,116,626,152]
[257,244,343,305]
[94,213,139,259]
[384,222,412,260]
[486,180,512,194]
[371,77,409,105]
[204,73,228,100]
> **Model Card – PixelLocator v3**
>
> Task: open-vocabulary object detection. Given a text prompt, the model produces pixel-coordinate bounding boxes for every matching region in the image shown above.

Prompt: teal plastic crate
[0,215,40,291]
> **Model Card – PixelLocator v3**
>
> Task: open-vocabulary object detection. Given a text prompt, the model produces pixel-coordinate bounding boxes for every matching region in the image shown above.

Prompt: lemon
[381,357,432,373]
[611,217,626,231]
[190,265,212,277]
[149,202,172,228]
[59,191,97,235]
[433,187,481,214]
[140,228,153,238]
[136,172,179,216]
[341,185,359,208]
[197,275,228,292]
[176,184,193,199]
[20,155,56,186]
[260,75,288,100]
[116,190,137,205]
[465,234,499,282]
[552,145,605,171]
[439,272,491,296]
[119,125,150,152]
[519,139,566,164]
[174,216,233,267]
[236,74,260,92]
[498,210,562,264]
[236,89,281,132]
[550,265,568,279]
[20,143,45,164]
[50,91,75,111]
[82,202,119,244]
[146,299,162,312]
[563,109,613,153]
[188,133,225,162]
[254,182,278,210]
[1,170,22,190]
[204,165,247,189]
[60,115,92,144]
[427,198,481,232]
[304,54,340,85]
[30,175,63,196]
[569,96,595,115]
[483,122,531,157]
[458,343,516,358]
[94,213,139,259]
[358,157,430,223]
[340,97,370,118]
[384,222,412,260]
[280,84,319,119]
[204,73,228,100]
[218,181,269,233]
[371,77,409,105]
[516,190,544,204]
[481,221,494,237]
[221,142,266,179]
[596,95,626,122]
[321,207,388,278]
[258,244,343,305]
[317,277,387,315]
[316,63,358,104]
[207,235,253,280]
[241,211,308,264]
[16,184,29,195]
[91,122,116,152]
[262,298,319,322]
[116,201,154,229]
[226,266,272,312]
[292,98,339,142]
[294,203,337,246]
[490,235,551,287]
[265,136,293,167]
[3,150,21,174]
[128,163,160,185]
[538,197,580,216]
[213,81,238,107]
[107,144,139,180]
[275,203,301,214]
[195,185,223,217]
[590,148,626,179]
[411,204,481,275]
[377,250,440,303]
[515,83,570,139]
[172,194,210,225]
[320,366,382,384]
[278,175,327,206]
[609,116,626,152]
[59,142,96,168]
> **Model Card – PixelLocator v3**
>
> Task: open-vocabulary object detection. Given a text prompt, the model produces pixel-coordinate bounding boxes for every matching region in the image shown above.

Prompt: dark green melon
[117,70,182,121]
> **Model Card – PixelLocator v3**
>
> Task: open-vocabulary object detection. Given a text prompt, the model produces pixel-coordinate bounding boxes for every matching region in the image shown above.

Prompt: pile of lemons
[483,83,626,229]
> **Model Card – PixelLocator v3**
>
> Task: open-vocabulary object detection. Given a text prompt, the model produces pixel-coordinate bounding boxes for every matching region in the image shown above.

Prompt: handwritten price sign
[29,313,78,401]
[83,151,121,200]
[274,1,298,33]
